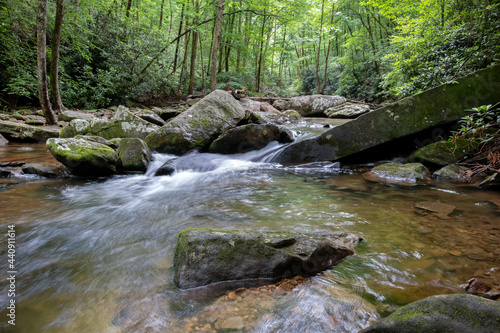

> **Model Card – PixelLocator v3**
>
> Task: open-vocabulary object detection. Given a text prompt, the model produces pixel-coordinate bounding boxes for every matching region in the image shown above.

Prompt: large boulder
[47,136,119,176]
[238,98,281,114]
[0,120,60,143]
[271,64,500,164]
[361,294,500,333]
[114,138,152,172]
[274,95,347,117]
[145,90,246,155]
[173,228,361,289]
[325,102,370,119]
[58,111,95,122]
[59,106,159,140]
[208,124,294,154]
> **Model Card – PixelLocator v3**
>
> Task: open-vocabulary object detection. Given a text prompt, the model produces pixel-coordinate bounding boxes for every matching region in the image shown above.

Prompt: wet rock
[214,317,245,330]
[145,90,246,155]
[21,163,64,178]
[465,248,494,261]
[47,136,119,176]
[361,294,500,333]
[364,163,430,183]
[432,164,471,183]
[25,118,45,126]
[461,278,491,296]
[59,119,91,138]
[0,168,14,177]
[0,133,7,144]
[325,102,370,118]
[114,138,152,173]
[271,65,500,164]
[154,160,176,176]
[58,111,95,122]
[409,140,475,166]
[208,124,294,154]
[173,228,361,289]
[0,120,60,143]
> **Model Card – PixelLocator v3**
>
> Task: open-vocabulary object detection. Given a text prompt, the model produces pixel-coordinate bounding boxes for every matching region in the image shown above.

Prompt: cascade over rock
[145,90,246,155]
[173,228,361,289]
[271,65,500,165]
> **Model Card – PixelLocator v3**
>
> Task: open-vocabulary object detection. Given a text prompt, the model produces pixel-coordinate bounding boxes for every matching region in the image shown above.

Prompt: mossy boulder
[173,228,361,289]
[363,163,430,184]
[145,90,246,155]
[208,124,294,154]
[59,106,159,140]
[114,138,152,172]
[46,136,119,176]
[409,140,476,166]
[433,164,471,183]
[361,294,500,333]
[272,64,500,164]
[58,111,95,122]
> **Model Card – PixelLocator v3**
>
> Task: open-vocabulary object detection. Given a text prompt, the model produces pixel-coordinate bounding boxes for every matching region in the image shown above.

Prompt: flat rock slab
[415,202,455,216]
[0,120,60,143]
[173,228,361,289]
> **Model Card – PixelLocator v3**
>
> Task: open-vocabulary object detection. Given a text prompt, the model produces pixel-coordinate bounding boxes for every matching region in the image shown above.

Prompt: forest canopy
[0,0,499,110]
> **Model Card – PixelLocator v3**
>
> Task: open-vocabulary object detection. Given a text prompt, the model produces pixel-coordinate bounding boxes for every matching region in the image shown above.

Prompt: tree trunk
[159,0,164,27]
[126,0,132,17]
[256,10,267,92]
[50,0,65,113]
[37,0,57,125]
[188,30,198,94]
[316,0,325,93]
[320,2,335,94]
[173,3,185,73]
[210,0,224,91]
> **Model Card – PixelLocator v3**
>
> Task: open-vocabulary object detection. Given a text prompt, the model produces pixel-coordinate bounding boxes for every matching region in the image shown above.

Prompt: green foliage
[450,103,500,145]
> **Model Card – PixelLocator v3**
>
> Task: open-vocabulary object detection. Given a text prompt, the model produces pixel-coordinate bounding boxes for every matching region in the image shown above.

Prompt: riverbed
[1,118,499,332]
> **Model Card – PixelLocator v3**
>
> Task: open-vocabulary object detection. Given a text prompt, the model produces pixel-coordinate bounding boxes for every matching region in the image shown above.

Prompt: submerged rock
[173,228,361,289]
[208,123,294,154]
[47,136,119,176]
[0,168,14,177]
[145,90,246,155]
[361,294,500,333]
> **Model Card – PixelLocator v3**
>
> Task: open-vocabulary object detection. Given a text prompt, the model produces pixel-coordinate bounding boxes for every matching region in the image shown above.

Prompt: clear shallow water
[1,128,499,332]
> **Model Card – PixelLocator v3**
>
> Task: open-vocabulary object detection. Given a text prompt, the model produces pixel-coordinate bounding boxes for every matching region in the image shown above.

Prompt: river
[1,118,499,332]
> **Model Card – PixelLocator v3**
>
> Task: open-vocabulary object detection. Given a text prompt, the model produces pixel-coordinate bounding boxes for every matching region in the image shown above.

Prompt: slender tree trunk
[256,10,267,92]
[210,0,224,91]
[320,2,335,94]
[173,3,185,73]
[126,0,132,17]
[236,0,242,71]
[199,30,205,93]
[188,30,198,94]
[316,0,325,93]
[50,0,65,113]
[37,0,57,125]
[178,30,191,93]
[159,0,164,27]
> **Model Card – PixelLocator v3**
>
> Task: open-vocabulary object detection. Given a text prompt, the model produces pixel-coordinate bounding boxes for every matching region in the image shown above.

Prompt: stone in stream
[414,202,455,217]
[154,160,176,176]
[273,95,347,117]
[47,136,120,176]
[0,167,14,177]
[362,163,430,184]
[145,90,246,155]
[173,228,361,289]
[361,294,500,333]
[271,64,500,165]
[112,138,152,173]
[208,123,294,154]
[325,102,370,118]
[21,163,66,178]
[59,106,159,140]
[432,164,471,183]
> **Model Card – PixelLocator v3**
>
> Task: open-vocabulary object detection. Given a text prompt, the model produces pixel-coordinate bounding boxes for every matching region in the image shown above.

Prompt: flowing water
[1,119,499,332]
